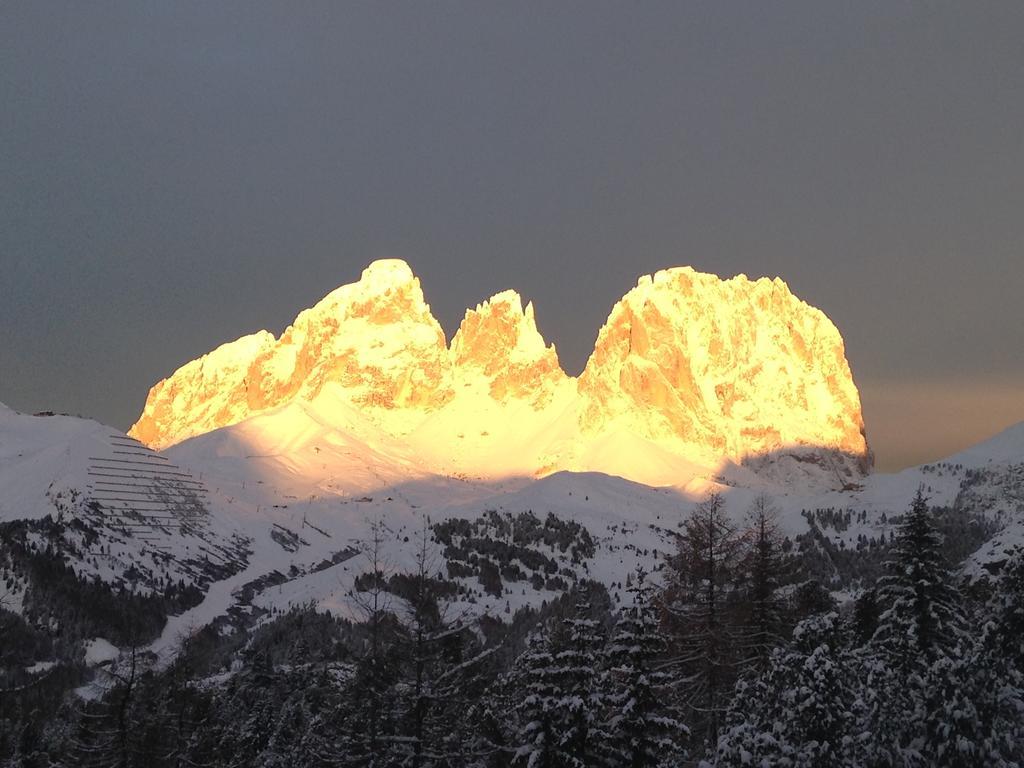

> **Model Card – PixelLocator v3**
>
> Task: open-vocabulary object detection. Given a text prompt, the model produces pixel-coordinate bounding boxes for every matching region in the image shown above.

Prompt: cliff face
[240,259,453,417]
[130,331,277,449]
[130,260,870,485]
[131,260,453,449]
[577,267,868,466]
[449,290,569,407]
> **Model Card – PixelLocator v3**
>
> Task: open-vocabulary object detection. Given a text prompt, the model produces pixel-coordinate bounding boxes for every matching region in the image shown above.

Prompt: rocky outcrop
[130,260,871,484]
[577,267,868,468]
[240,259,453,415]
[131,260,454,449]
[130,331,277,448]
[449,290,569,407]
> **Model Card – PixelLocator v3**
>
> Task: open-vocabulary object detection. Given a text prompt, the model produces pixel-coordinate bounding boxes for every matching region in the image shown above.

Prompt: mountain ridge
[129,259,870,488]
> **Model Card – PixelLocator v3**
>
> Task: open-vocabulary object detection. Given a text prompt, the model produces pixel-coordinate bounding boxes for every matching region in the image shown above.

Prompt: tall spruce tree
[857,487,970,765]
[514,592,605,767]
[989,548,1024,669]
[872,487,964,664]
[462,687,516,768]
[514,629,561,768]
[913,552,1024,768]
[920,636,1024,768]
[550,593,605,765]
[601,567,688,767]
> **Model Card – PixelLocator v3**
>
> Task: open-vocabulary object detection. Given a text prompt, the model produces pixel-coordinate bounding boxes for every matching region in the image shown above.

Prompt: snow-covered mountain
[0,403,249,615]
[2,262,1016,678]
[1,372,1022,674]
[129,260,869,490]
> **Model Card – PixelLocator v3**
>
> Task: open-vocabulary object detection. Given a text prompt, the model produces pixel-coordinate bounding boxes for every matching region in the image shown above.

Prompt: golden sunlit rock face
[131,260,455,448]
[577,267,868,467]
[450,291,569,407]
[130,260,870,485]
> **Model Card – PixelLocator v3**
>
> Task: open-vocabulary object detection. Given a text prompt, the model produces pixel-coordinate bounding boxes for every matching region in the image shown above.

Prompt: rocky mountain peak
[577,266,869,473]
[450,290,569,405]
[130,260,454,449]
[130,261,869,487]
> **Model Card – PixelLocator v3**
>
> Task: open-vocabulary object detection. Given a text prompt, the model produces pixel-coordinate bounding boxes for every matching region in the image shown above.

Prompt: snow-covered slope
[148,415,1022,645]
[130,260,870,491]
[1,403,122,522]
[945,421,1024,468]
[0,403,249,611]
[5,395,1023,666]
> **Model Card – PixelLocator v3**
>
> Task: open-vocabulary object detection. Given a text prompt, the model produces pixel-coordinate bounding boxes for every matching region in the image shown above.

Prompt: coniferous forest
[3,488,1024,767]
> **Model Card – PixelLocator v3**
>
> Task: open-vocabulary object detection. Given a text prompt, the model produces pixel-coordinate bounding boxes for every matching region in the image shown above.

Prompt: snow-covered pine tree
[550,591,605,765]
[513,629,561,768]
[919,635,1024,768]
[871,486,964,664]
[911,553,1024,768]
[989,547,1024,669]
[601,566,688,767]
[662,491,746,747]
[462,688,517,768]
[855,645,927,767]
[514,591,605,767]
[855,487,973,765]
[715,612,864,768]
[258,680,333,768]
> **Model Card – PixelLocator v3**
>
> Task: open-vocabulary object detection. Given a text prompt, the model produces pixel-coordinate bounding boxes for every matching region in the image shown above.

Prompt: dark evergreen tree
[856,646,927,767]
[738,493,786,666]
[513,591,605,767]
[872,487,964,664]
[716,613,864,768]
[601,567,688,767]
[663,491,745,747]
[513,629,561,767]
[852,587,880,645]
[462,688,516,768]
[988,548,1024,668]
[789,578,837,621]
[919,636,1024,768]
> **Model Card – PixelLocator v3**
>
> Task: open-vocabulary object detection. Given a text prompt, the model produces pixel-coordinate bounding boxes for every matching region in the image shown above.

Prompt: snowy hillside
[5,392,1023,662]
[137,409,1021,661]
[0,404,249,618]
[3,387,1023,768]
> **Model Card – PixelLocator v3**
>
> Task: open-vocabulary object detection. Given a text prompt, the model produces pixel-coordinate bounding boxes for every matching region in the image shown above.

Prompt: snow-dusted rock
[130,260,870,488]
[578,267,869,472]
[130,331,276,449]
[450,290,568,407]
[131,259,454,449]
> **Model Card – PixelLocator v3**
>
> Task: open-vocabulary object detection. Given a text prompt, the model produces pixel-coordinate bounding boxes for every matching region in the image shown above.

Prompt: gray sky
[2,2,1022,471]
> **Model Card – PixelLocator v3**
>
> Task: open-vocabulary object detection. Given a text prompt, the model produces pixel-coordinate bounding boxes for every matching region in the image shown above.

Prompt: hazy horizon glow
[2,3,1022,471]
